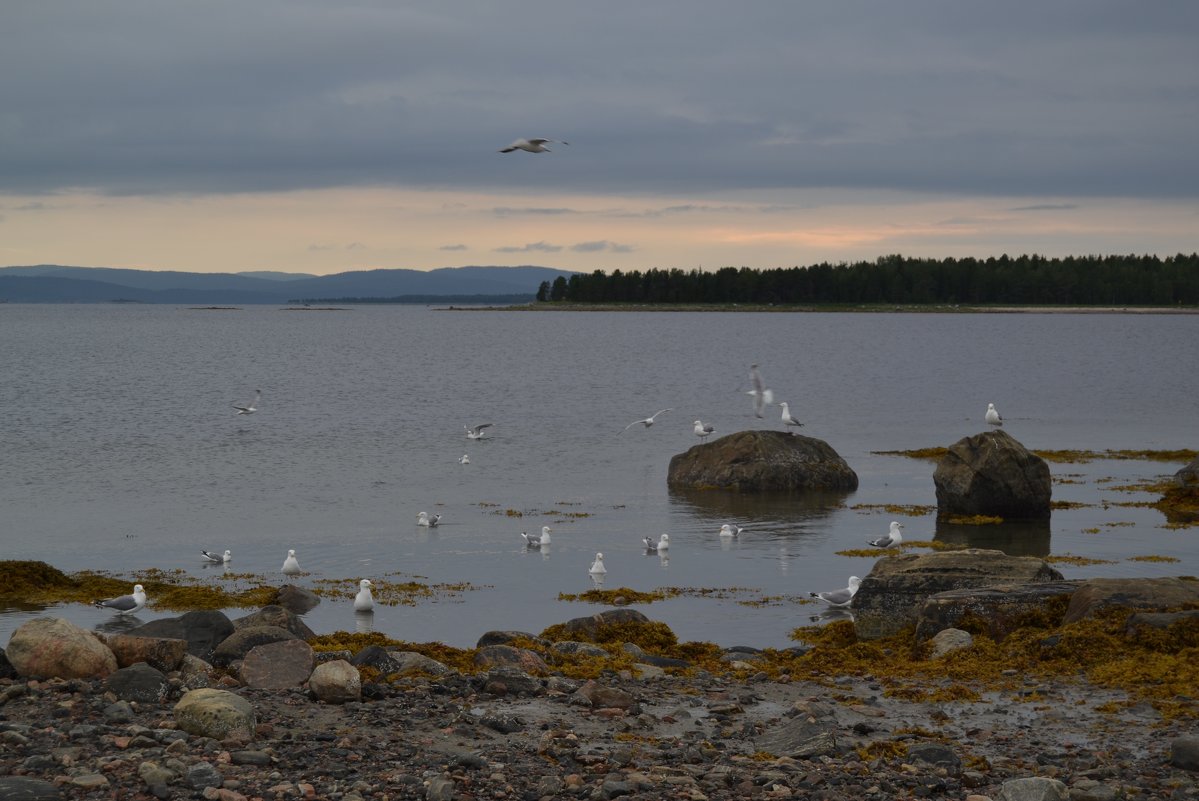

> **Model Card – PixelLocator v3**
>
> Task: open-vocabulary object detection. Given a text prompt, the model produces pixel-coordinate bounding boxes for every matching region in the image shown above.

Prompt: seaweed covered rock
[667,430,858,492]
[933,430,1051,520]
[1155,457,1199,524]
[1061,576,1199,625]
[6,617,118,679]
[915,580,1081,642]
[173,688,256,741]
[853,549,1064,640]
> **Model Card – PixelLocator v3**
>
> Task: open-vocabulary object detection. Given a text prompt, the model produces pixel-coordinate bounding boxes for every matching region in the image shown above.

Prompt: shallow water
[1,305,1195,648]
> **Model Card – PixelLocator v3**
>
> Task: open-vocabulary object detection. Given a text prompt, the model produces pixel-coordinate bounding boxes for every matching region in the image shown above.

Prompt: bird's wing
[473,423,494,433]
[499,147,517,153]
[822,588,853,605]
[651,408,673,420]
[620,420,642,433]
[99,594,137,611]
[528,138,550,145]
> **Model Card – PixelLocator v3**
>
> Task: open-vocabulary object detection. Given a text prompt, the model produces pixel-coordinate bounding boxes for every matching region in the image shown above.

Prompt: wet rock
[185,762,223,790]
[238,638,314,689]
[426,774,456,801]
[210,625,298,667]
[476,630,539,647]
[386,651,454,676]
[102,633,189,672]
[552,641,610,657]
[178,653,216,689]
[667,430,859,492]
[0,776,63,800]
[1068,778,1120,801]
[1125,609,1199,634]
[915,581,1079,641]
[0,648,16,680]
[995,777,1068,801]
[173,688,256,741]
[755,716,837,758]
[106,661,170,703]
[1169,735,1199,771]
[1175,457,1199,488]
[908,742,962,777]
[274,585,321,614]
[127,610,235,662]
[473,644,549,674]
[927,627,974,658]
[853,549,1064,640]
[558,608,652,639]
[481,665,544,696]
[933,429,1052,519]
[6,617,118,679]
[1062,577,1199,625]
[231,605,315,640]
[308,659,361,704]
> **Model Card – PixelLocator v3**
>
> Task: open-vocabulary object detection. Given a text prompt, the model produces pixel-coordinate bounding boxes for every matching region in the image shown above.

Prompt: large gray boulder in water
[667,430,858,492]
[933,430,1051,520]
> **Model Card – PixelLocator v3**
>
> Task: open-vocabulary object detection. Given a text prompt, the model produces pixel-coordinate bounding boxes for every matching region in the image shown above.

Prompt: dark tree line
[535,254,1199,306]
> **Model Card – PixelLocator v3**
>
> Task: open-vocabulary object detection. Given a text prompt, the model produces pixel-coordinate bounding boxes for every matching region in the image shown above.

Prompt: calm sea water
[1,305,1196,648]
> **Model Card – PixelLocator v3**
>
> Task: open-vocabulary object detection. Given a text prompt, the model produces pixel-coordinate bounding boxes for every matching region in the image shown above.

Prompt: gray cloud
[493,241,563,253]
[439,243,468,251]
[570,240,635,253]
[1,2,1196,199]
[1009,204,1080,211]
[491,207,579,216]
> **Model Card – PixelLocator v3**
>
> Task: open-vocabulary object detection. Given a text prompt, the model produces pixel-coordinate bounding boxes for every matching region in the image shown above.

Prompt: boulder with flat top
[667,430,858,492]
[933,429,1051,520]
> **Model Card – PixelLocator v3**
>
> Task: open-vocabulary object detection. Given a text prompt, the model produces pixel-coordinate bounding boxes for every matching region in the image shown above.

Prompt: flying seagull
[233,389,261,415]
[499,137,569,153]
[748,364,774,418]
[465,423,493,440]
[354,579,375,612]
[869,521,904,548]
[416,511,441,527]
[985,403,1003,427]
[810,576,862,608]
[693,419,715,442]
[281,549,302,575]
[621,408,673,433]
[779,402,804,433]
[93,584,147,615]
[522,526,552,547]
[201,549,232,564]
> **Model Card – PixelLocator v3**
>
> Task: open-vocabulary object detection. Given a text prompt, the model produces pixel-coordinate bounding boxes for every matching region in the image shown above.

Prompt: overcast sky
[2,1,1196,274]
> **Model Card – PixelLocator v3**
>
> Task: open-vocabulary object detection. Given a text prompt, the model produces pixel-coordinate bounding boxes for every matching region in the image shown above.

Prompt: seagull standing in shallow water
[354,579,374,612]
[233,389,260,415]
[589,552,607,575]
[869,521,904,548]
[459,454,470,465]
[985,403,1003,426]
[499,137,569,153]
[693,420,715,442]
[719,523,743,539]
[810,576,861,608]
[643,533,669,552]
[417,511,441,528]
[621,408,673,433]
[201,549,232,564]
[779,402,804,433]
[281,549,302,575]
[522,526,552,547]
[93,584,147,615]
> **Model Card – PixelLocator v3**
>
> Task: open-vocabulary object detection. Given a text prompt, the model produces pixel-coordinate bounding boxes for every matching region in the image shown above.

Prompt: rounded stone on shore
[173,688,256,741]
[308,659,361,704]
[6,617,118,680]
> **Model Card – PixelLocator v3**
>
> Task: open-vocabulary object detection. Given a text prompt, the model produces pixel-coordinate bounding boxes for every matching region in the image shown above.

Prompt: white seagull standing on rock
[693,420,715,442]
[233,389,260,415]
[779,402,804,433]
[93,584,147,615]
[281,549,302,575]
[499,137,569,153]
[810,576,862,608]
[201,549,232,564]
[354,579,374,612]
[985,403,1004,426]
[869,521,904,548]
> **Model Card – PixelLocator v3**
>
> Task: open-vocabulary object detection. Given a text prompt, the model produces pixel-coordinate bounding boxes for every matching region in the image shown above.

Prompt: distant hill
[0,264,573,304]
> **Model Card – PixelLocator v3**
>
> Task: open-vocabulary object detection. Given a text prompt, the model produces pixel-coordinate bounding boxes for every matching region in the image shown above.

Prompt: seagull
[985,403,1003,427]
[621,408,673,433]
[499,137,569,153]
[281,549,302,576]
[693,420,715,442]
[93,584,147,615]
[779,402,804,433]
[465,423,493,440]
[748,364,774,418]
[459,454,470,465]
[810,576,862,608]
[869,521,904,548]
[522,526,552,547]
[719,523,743,539]
[588,552,607,575]
[417,511,441,527]
[233,389,261,415]
[201,549,232,564]
[643,533,669,552]
[353,579,374,612]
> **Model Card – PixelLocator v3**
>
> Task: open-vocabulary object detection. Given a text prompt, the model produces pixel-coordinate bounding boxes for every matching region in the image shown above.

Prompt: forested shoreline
[535,254,1199,306]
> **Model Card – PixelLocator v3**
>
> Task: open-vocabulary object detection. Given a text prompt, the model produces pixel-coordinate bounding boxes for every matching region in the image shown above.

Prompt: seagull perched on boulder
[693,420,715,442]
[779,402,804,433]
[499,137,569,153]
[985,403,1003,426]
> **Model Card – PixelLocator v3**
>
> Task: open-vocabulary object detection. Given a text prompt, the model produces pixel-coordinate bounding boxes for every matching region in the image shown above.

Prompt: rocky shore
[3,598,1199,801]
